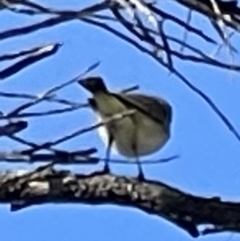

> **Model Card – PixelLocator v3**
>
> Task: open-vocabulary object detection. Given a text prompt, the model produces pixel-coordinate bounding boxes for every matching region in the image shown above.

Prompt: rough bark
[0,165,239,238]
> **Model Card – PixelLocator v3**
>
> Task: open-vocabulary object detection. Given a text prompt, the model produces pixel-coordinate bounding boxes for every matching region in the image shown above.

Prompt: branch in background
[0,0,239,73]
[0,84,138,115]
[2,106,85,119]
[0,1,109,41]
[0,91,84,107]
[0,0,25,10]
[180,9,192,52]
[0,120,28,136]
[108,5,240,71]
[0,166,240,237]
[0,148,99,164]
[4,61,99,118]
[0,120,99,165]
[0,43,59,61]
[120,85,139,93]
[0,43,62,80]
[148,4,217,44]
[0,149,178,165]
[0,15,73,40]
[21,0,108,16]
[175,0,240,30]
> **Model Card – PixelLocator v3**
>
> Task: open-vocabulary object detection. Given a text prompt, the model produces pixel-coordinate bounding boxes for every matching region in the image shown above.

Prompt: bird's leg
[131,117,145,180]
[132,143,145,180]
[104,133,113,173]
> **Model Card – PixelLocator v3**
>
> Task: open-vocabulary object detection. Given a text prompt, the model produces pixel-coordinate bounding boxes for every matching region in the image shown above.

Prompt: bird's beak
[78,78,89,90]
[77,77,108,94]
[78,78,97,93]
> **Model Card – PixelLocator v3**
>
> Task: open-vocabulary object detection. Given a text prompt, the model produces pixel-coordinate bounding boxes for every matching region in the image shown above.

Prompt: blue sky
[0,0,240,241]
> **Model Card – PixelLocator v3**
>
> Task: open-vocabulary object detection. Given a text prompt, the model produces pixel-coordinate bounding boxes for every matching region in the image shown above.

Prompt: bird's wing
[113,93,172,126]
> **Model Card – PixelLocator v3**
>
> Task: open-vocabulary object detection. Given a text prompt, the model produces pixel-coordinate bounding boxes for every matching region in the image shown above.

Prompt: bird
[78,76,172,179]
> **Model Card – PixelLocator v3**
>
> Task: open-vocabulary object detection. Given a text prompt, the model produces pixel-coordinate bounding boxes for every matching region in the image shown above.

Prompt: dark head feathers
[78,76,108,93]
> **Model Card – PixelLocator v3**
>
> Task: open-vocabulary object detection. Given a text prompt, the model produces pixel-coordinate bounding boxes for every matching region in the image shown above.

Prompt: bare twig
[0,91,83,107]
[0,121,28,136]
[0,43,61,80]
[0,150,178,165]
[51,109,135,146]
[0,148,99,164]
[5,61,99,117]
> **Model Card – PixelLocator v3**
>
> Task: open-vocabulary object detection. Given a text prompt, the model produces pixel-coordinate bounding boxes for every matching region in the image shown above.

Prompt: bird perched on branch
[78,77,172,179]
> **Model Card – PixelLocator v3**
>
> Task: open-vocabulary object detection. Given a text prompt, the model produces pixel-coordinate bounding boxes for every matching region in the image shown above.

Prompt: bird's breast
[96,112,170,158]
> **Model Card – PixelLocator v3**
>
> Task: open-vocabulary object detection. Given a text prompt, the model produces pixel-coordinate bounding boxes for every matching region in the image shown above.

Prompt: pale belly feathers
[96,112,169,158]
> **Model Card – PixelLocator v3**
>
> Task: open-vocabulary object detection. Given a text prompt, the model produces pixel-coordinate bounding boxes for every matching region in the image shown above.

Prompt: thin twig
[6,61,100,117]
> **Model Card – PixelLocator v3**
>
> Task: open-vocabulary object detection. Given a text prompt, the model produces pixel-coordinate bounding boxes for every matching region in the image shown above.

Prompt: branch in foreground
[1,166,240,238]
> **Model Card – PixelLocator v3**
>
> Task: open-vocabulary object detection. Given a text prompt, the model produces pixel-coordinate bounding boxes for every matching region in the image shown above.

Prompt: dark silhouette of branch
[108,7,240,71]
[147,4,217,44]
[3,106,84,119]
[175,0,240,29]
[0,148,99,164]
[0,166,240,238]
[0,15,72,40]
[0,43,58,61]
[0,84,138,109]
[3,61,99,118]
[0,43,62,80]
[0,2,109,41]
[0,120,28,136]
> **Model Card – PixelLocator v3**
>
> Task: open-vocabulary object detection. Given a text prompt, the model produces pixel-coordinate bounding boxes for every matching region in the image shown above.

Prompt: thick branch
[0,166,240,238]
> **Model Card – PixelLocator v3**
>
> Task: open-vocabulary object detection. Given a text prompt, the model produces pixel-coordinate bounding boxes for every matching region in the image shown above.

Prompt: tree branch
[1,166,240,238]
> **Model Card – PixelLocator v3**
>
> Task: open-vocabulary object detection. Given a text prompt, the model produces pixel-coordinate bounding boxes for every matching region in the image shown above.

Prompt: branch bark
[1,166,240,238]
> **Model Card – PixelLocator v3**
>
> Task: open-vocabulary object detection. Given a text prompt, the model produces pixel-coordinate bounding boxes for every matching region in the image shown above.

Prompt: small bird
[78,76,172,179]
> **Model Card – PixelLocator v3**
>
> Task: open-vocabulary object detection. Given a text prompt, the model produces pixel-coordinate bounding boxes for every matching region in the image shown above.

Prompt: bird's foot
[103,163,111,174]
[137,171,146,181]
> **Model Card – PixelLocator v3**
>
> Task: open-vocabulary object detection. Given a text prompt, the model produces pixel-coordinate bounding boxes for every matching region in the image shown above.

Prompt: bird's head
[78,76,108,94]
